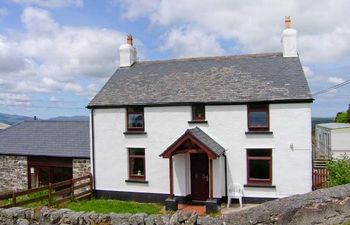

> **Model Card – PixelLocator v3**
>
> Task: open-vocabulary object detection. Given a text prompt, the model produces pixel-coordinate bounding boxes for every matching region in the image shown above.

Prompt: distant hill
[0,113,88,125]
[49,116,88,121]
[0,113,34,125]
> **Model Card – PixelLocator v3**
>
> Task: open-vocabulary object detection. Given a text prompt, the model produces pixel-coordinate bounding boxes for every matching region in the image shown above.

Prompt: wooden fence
[312,168,329,190]
[0,174,93,209]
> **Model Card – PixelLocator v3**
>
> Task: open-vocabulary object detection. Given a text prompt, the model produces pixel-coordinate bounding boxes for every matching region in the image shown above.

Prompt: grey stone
[49,208,70,223]
[110,213,133,225]
[129,213,146,225]
[169,211,197,225]
[60,211,84,224]
[16,218,29,225]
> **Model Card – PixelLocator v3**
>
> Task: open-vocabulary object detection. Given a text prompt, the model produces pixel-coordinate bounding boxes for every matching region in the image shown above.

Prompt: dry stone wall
[0,155,27,192]
[224,183,350,225]
[0,184,350,225]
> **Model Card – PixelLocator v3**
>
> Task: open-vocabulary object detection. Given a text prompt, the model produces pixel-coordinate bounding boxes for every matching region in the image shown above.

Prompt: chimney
[119,34,137,67]
[282,16,297,57]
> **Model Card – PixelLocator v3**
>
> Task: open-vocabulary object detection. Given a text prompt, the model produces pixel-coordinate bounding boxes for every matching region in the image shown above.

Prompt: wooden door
[190,154,209,201]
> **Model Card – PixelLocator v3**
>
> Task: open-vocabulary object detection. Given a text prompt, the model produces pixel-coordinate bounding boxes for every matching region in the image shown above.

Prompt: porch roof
[160,127,225,159]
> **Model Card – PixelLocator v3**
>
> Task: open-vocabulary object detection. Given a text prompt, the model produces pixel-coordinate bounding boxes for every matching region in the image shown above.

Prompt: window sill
[244,184,276,188]
[124,131,147,135]
[188,120,208,124]
[125,179,149,184]
[245,131,273,135]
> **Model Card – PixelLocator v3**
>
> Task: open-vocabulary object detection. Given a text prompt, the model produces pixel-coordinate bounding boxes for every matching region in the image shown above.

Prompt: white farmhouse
[316,123,350,158]
[87,17,313,212]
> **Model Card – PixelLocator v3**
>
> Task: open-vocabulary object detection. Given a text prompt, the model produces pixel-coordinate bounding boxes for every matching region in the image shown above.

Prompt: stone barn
[0,120,90,192]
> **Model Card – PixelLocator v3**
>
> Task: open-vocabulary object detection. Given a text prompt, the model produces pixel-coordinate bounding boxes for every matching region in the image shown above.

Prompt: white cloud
[303,66,314,78]
[120,0,350,63]
[115,0,159,20]
[11,0,83,8]
[0,93,30,107]
[0,7,129,106]
[327,76,345,84]
[161,26,224,58]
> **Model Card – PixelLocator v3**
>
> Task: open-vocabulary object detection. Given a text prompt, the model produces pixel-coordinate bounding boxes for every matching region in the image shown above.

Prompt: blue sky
[0,0,349,119]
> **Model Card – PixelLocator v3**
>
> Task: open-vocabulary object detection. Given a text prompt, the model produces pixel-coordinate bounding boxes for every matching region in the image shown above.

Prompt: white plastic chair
[227,182,244,208]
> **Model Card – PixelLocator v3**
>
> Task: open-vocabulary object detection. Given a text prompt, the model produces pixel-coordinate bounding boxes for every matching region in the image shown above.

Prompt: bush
[326,155,350,187]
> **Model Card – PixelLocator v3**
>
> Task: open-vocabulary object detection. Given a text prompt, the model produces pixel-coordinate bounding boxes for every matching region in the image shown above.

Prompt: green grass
[0,190,52,208]
[60,199,163,214]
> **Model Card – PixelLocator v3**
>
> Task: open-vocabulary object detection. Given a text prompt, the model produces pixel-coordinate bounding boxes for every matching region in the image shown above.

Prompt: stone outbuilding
[0,120,90,192]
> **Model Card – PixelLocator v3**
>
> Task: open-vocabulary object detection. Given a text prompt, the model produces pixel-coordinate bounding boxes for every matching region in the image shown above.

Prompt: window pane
[249,160,270,179]
[248,149,271,157]
[129,148,145,156]
[128,113,143,128]
[130,158,144,176]
[193,105,205,120]
[249,111,267,127]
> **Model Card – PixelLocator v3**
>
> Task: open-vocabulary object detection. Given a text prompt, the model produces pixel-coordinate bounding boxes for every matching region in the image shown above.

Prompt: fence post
[12,191,16,207]
[71,179,75,201]
[89,173,93,199]
[48,183,52,207]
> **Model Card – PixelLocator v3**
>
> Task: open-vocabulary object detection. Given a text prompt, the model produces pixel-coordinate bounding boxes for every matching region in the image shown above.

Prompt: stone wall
[0,184,349,225]
[72,159,91,194]
[0,155,27,192]
[224,183,350,225]
[72,159,90,178]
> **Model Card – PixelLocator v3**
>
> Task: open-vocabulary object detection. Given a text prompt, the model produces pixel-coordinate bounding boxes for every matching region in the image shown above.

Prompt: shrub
[326,155,350,187]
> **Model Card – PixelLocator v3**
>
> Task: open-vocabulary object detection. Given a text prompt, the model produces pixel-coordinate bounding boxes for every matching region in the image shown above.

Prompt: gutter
[223,152,228,197]
[91,109,96,191]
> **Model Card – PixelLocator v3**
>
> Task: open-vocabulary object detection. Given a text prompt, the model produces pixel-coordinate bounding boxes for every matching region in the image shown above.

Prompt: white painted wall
[331,128,350,158]
[92,103,312,199]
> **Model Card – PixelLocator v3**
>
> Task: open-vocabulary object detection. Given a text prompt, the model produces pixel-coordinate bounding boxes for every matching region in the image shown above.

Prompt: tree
[335,112,349,123]
[326,155,350,187]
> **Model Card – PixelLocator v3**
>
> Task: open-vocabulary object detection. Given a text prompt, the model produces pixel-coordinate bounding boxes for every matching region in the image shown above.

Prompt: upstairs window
[248,104,269,131]
[247,149,272,185]
[127,106,144,131]
[192,104,205,121]
[128,148,145,180]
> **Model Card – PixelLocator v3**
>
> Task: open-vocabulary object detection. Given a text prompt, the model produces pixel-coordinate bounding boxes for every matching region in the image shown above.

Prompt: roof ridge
[23,120,88,123]
[136,52,283,65]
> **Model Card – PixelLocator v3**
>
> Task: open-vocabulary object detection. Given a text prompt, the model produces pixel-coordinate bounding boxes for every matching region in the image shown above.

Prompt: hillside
[0,113,34,125]
[0,113,88,125]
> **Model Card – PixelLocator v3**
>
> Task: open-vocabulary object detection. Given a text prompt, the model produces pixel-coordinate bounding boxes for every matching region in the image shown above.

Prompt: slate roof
[88,52,312,108]
[0,120,90,158]
[188,127,225,156]
[316,123,350,129]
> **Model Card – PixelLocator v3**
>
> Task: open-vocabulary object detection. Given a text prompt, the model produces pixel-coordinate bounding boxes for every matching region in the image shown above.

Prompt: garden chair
[227,182,244,208]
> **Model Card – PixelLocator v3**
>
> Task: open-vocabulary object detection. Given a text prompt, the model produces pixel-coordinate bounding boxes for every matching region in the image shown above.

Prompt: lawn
[60,199,163,214]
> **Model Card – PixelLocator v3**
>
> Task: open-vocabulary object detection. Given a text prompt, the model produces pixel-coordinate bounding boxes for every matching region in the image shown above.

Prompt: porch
[160,127,226,213]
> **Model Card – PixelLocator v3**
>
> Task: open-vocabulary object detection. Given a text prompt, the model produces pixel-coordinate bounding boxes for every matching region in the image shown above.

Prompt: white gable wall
[92,103,312,199]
